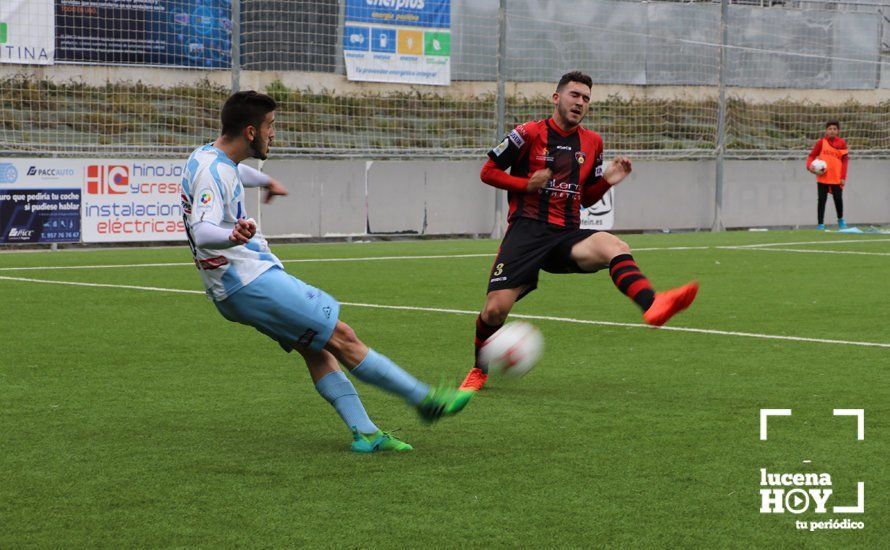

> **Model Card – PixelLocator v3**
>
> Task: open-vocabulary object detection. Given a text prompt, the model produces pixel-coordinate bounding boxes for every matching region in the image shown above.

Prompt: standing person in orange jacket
[806,121,849,230]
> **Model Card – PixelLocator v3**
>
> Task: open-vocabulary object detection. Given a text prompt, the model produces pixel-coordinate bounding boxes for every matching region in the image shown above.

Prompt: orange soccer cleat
[458,367,489,391]
[643,281,699,327]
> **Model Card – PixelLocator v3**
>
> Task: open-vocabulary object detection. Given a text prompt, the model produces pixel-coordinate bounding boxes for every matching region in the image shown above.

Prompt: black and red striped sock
[474,314,503,371]
[609,254,656,312]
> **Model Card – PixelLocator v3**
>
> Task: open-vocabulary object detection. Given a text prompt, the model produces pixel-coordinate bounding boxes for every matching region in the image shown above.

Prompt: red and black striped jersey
[487,118,605,228]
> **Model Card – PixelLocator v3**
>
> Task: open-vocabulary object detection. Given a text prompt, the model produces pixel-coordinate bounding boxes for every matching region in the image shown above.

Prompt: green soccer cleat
[416,385,474,423]
[350,429,413,453]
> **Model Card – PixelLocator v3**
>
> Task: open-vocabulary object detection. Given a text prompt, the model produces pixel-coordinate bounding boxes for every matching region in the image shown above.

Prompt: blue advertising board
[55,0,232,68]
[344,0,451,85]
[0,188,81,243]
[345,0,451,29]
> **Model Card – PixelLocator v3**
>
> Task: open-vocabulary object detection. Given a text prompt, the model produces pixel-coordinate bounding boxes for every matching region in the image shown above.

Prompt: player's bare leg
[297,346,340,383]
[569,232,631,271]
[324,321,370,368]
[481,287,526,326]
[461,285,528,391]
[570,232,698,326]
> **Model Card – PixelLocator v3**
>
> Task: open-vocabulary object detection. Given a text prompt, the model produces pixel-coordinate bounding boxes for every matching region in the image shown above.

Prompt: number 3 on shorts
[493,263,504,277]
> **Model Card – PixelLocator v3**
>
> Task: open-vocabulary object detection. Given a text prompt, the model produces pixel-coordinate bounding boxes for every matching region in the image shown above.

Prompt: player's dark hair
[221,91,277,138]
[556,71,593,92]
[826,120,840,129]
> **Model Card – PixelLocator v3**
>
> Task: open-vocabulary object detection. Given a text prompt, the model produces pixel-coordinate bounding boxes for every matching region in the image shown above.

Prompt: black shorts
[487,217,601,300]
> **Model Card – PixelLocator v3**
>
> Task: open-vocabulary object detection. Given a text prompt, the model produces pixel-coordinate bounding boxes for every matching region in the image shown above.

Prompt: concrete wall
[720,160,890,228]
[253,159,890,237]
[254,159,498,237]
[365,161,496,235]
[257,160,367,237]
[610,161,716,231]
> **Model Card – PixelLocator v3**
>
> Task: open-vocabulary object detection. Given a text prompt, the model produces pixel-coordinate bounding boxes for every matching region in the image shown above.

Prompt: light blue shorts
[214,267,340,352]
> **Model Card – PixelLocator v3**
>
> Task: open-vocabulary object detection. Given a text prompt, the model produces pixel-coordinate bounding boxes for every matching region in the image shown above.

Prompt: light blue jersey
[180,144,283,301]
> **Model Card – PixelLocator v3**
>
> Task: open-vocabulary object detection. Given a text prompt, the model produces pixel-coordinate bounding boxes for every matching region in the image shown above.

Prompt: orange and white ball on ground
[478,321,544,377]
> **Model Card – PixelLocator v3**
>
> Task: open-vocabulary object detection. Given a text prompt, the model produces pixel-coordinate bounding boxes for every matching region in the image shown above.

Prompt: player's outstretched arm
[237,163,268,186]
[263,181,288,203]
[480,159,550,193]
[581,157,630,207]
[603,156,632,185]
[237,163,289,203]
[192,219,256,248]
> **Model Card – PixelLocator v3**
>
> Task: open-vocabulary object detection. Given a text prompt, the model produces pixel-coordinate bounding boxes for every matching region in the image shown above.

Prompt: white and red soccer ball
[478,321,544,378]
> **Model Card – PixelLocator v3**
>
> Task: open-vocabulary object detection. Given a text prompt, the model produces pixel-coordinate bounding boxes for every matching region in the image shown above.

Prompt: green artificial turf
[1,231,887,547]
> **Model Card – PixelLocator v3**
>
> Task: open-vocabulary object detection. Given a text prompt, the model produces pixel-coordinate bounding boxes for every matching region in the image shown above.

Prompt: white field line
[2,275,889,350]
[0,261,194,272]
[723,237,890,249]
[0,247,713,272]
[0,275,205,294]
[634,246,712,251]
[0,254,493,272]
[2,238,884,272]
[725,247,890,257]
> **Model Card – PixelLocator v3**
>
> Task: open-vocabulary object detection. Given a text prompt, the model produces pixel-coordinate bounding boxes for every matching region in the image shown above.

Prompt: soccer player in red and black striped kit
[460,71,699,391]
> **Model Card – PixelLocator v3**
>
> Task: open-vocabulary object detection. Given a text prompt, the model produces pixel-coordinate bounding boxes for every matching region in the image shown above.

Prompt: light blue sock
[350,349,430,406]
[314,371,378,434]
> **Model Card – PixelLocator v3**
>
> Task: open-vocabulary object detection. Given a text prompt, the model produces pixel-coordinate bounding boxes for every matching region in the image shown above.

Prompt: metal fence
[1,0,889,160]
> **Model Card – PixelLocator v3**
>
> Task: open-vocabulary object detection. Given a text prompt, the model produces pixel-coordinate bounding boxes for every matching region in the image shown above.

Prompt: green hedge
[2,77,888,155]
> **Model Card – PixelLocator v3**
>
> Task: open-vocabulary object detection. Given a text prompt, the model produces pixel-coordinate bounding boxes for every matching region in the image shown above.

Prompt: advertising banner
[579,188,614,230]
[80,160,186,243]
[0,160,80,243]
[0,158,187,244]
[344,0,451,86]
[0,0,55,65]
[55,0,231,68]
[0,188,80,243]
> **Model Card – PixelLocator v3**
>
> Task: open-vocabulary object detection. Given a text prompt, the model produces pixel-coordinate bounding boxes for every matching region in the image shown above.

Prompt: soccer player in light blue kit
[180,91,472,452]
